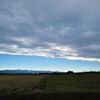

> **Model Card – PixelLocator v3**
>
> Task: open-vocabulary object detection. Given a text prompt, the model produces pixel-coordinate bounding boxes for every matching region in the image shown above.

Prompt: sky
[0,0,100,72]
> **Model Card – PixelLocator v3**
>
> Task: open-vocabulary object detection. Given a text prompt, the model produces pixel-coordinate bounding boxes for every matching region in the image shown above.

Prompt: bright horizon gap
[0,54,100,72]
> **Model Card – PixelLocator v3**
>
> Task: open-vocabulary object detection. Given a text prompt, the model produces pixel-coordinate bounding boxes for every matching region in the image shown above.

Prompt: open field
[0,73,100,100]
[46,73,100,93]
[0,74,47,95]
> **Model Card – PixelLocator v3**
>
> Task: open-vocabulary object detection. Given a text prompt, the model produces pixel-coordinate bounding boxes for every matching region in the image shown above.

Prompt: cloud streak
[0,0,100,62]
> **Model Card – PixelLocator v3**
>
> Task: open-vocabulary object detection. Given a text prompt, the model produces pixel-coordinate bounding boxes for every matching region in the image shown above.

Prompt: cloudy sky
[0,0,100,71]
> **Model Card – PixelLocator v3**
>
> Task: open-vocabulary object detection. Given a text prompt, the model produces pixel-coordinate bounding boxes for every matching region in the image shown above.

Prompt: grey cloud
[0,0,100,62]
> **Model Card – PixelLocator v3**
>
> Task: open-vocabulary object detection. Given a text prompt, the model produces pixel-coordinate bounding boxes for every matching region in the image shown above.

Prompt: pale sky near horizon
[0,0,100,72]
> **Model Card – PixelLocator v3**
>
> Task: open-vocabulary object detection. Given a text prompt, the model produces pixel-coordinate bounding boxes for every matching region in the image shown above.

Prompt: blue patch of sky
[0,54,100,72]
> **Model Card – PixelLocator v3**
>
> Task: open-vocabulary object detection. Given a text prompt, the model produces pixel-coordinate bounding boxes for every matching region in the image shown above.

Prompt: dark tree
[67,71,74,74]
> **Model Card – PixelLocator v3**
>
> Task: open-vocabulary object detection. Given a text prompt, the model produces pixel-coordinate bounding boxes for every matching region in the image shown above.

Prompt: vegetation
[0,73,100,100]
[46,73,100,93]
[0,74,47,95]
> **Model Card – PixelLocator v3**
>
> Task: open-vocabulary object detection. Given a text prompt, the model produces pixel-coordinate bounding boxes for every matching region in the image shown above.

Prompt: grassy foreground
[0,73,100,100]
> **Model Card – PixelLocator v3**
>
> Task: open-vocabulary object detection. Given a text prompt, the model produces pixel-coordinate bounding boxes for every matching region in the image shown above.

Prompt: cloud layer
[0,0,100,62]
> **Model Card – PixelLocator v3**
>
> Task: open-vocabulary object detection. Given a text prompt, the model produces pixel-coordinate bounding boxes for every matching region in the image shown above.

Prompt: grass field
[0,74,47,95]
[46,73,100,93]
[0,73,100,100]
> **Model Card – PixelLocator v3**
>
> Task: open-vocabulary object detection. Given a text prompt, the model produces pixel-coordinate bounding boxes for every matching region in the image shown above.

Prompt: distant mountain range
[0,70,99,74]
[0,70,53,74]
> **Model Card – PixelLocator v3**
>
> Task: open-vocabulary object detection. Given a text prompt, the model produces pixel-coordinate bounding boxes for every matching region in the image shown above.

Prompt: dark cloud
[0,0,100,61]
